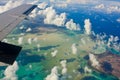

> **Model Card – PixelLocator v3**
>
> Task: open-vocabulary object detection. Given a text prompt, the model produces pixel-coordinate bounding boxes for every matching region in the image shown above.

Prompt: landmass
[90,51,120,79]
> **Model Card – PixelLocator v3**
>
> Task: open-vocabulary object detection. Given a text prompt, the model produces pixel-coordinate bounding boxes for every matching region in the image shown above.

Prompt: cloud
[81,38,86,45]
[29,3,81,31]
[53,3,68,8]
[28,38,32,45]
[37,44,40,52]
[66,0,94,4]
[117,18,120,23]
[107,6,120,13]
[43,7,80,30]
[18,37,23,45]
[94,4,120,13]
[50,0,55,2]
[89,53,100,69]
[29,8,39,19]
[107,35,119,48]
[26,27,32,32]
[30,5,66,27]
[33,37,38,42]
[37,2,48,9]
[45,66,59,80]
[60,60,67,75]
[84,19,92,35]
[65,19,80,31]
[84,66,92,73]
[19,25,24,30]
[29,0,40,4]
[3,61,19,80]
[95,4,105,9]
[0,0,24,13]
[49,0,99,4]
[108,35,119,43]
[2,39,8,43]
[51,50,58,57]
[43,7,66,27]
[71,43,77,54]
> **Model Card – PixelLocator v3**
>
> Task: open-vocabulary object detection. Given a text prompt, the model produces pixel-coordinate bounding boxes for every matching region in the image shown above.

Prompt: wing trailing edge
[0,4,37,66]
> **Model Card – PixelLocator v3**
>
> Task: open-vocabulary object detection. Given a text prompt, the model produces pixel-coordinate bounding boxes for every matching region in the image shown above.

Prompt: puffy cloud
[30,0,39,4]
[107,6,120,13]
[18,37,23,45]
[37,44,40,52]
[65,19,80,31]
[43,7,66,27]
[107,35,119,48]
[45,66,59,80]
[0,0,24,13]
[26,27,32,32]
[3,61,19,80]
[30,5,66,27]
[71,43,77,54]
[49,0,98,4]
[81,38,86,45]
[33,37,38,43]
[60,60,67,75]
[89,53,100,69]
[84,19,92,35]
[20,33,25,36]
[29,8,39,18]
[43,7,81,30]
[53,3,68,8]
[51,50,58,57]
[108,35,119,43]
[50,0,55,2]
[117,18,120,23]
[2,39,8,43]
[66,0,93,4]
[28,38,32,45]
[37,2,48,9]
[94,4,120,13]
[84,66,92,73]
[29,3,81,31]
[95,4,105,9]
[19,25,24,30]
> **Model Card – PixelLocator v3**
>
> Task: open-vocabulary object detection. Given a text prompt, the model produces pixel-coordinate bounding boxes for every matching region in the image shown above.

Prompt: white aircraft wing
[0,4,37,65]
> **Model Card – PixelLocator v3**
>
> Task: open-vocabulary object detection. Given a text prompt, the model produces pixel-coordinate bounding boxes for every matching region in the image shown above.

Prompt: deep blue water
[56,4,120,39]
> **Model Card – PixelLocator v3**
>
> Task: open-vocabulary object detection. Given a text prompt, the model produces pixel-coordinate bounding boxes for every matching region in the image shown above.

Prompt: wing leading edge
[0,4,37,66]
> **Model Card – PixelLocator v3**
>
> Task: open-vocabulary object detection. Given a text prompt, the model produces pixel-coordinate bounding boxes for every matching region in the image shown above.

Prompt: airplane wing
[0,4,37,66]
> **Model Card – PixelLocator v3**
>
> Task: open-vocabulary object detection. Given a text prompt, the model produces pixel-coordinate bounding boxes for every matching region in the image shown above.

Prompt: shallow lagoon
[0,25,118,80]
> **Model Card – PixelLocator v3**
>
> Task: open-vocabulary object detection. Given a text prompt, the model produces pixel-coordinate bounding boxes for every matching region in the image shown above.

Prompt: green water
[0,26,118,80]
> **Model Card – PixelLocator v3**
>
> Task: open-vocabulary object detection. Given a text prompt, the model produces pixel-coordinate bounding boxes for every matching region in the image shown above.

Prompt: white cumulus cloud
[29,3,81,31]
[26,27,32,32]
[89,53,100,69]
[117,18,120,23]
[3,61,19,80]
[60,60,67,75]
[51,50,58,57]
[45,66,59,80]
[38,2,48,9]
[84,66,92,73]
[94,3,120,13]
[43,7,66,27]
[28,38,32,45]
[95,4,105,9]
[18,37,23,45]
[71,43,77,54]
[65,19,80,31]
[0,0,24,13]
[37,44,40,52]
[84,19,92,35]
